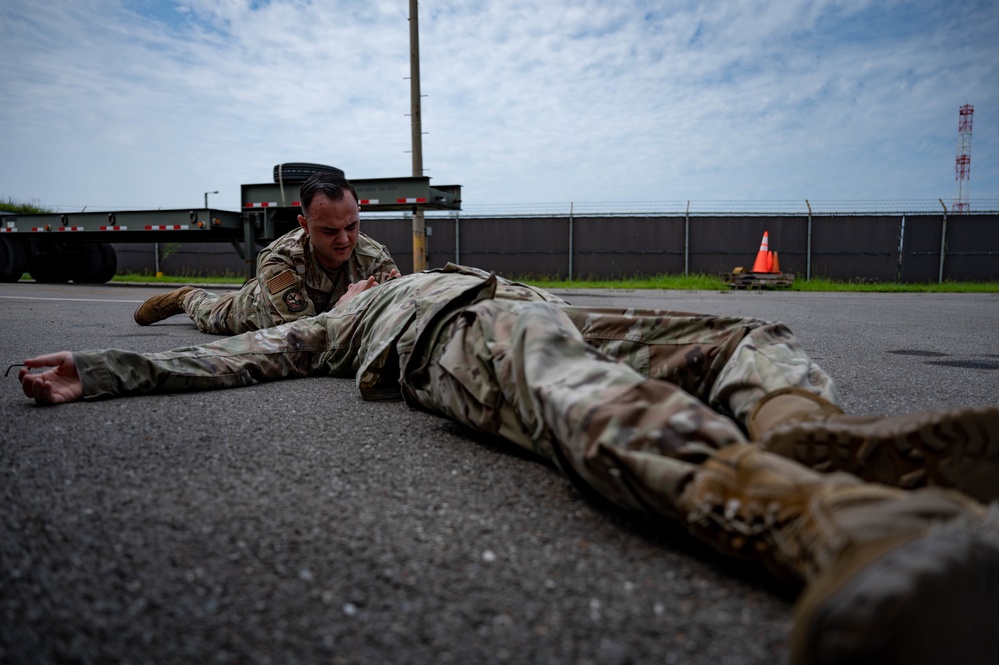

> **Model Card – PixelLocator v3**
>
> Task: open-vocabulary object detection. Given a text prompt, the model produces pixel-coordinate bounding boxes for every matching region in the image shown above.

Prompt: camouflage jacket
[253,228,398,324]
[75,264,565,401]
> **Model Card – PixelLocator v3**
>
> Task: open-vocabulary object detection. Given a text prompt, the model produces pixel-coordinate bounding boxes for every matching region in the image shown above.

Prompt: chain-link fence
[114,210,999,283]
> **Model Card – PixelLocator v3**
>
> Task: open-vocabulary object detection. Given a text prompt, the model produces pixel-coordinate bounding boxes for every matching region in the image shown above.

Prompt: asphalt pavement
[2,281,997,665]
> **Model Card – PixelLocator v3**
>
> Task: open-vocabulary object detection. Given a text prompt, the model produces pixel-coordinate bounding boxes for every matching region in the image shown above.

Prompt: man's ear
[297,215,309,234]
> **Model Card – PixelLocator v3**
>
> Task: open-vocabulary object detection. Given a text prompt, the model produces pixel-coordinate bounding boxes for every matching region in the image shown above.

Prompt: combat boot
[677,442,999,665]
[748,388,999,502]
[791,505,999,665]
[133,286,197,325]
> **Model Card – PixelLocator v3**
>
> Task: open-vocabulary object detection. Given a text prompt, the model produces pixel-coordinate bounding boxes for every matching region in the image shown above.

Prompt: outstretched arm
[19,312,343,404]
[19,352,84,405]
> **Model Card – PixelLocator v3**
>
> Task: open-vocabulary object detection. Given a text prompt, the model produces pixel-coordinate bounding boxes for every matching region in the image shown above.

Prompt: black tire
[27,245,71,283]
[273,163,345,184]
[0,237,28,282]
[28,262,71,283]
[95,242,117,283]
[70,242,117,283]
[69,243,102,283]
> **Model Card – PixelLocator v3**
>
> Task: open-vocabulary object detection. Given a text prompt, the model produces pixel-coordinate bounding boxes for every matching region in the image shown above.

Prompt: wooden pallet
[722,271,795,290]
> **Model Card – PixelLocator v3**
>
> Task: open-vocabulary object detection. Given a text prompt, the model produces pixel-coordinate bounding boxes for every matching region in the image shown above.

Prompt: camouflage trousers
[405,299,836,523]
[183,287,267,335]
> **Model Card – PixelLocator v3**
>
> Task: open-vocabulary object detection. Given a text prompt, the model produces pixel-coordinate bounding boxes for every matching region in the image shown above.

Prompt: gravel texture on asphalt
[3,283,996,664]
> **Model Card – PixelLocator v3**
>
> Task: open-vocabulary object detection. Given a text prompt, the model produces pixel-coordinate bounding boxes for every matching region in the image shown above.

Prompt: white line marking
[0,295,143,304]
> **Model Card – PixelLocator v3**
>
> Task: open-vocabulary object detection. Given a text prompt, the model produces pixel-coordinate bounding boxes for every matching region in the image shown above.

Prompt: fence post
[454,213,460,265]
[684,200,690,277]
[805,199,813,281]
[897,214,906,283]
[568,202,574,281]
[938,199,948,284]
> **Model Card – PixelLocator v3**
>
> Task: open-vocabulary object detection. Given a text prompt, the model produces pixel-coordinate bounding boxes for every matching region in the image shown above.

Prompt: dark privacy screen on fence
[113,212,998,283]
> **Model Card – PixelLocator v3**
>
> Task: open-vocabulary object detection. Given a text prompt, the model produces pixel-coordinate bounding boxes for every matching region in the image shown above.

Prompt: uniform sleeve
[371,248,400,283]
[354,234,400,282]
[256,250,318,325]
[74,317,334,399]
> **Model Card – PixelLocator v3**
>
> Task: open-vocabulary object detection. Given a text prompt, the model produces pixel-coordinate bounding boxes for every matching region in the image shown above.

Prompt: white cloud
[1,0,996,213]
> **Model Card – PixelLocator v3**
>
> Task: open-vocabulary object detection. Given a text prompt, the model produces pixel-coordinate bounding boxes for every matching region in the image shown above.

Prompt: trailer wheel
[273,163,345,184]
[27,247,71,283]
[71,242,118,283]
[0,237,28,282]
[95,242,117,283]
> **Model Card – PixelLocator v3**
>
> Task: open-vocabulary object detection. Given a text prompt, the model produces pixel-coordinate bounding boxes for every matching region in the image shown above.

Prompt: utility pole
[408,0,426,271]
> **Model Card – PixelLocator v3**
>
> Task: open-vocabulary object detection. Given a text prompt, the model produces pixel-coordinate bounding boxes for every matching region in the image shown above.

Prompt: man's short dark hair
[299,173,359,215]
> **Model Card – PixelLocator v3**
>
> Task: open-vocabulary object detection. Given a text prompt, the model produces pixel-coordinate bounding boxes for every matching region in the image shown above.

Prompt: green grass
[106,271,999,293]
[787,276,999,293]
[519,274,999,293]
[112,271,248,285]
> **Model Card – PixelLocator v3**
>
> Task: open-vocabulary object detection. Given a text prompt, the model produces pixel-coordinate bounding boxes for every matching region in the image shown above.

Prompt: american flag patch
[266,270,298,294]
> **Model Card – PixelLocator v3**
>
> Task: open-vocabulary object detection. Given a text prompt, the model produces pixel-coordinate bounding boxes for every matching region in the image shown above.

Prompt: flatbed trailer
[0,165,461,283]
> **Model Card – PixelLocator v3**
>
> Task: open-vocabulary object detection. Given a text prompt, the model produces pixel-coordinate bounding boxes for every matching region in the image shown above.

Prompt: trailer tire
[27,246,71,283]
[273,163,345,184]
[0,237,28,282]
[71,242,118,283]
[94,243,117,283]
[28,264,71,283]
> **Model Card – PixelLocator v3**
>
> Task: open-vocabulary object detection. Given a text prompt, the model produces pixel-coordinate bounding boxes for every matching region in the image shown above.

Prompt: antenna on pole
[954,104,974,214]
[409,0,427,271]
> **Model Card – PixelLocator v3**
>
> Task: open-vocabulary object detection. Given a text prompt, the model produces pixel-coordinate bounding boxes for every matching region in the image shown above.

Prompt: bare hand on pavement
[19,352,84,405]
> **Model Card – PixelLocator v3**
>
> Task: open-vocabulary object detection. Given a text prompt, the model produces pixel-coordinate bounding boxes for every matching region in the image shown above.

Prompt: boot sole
[766,407,999,503]
[792,507,999,665]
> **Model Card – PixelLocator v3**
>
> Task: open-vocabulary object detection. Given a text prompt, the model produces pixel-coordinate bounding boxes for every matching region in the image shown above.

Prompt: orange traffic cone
[751,232,773,273]
[771,251,780,274]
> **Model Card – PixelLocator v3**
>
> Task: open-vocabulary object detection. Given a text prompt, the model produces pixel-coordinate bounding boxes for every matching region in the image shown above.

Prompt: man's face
[298,192,360,271]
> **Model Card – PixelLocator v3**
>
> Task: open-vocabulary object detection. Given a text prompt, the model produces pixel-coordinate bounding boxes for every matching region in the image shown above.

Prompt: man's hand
[335,276,379,308]
[18,352,84,405]
[379,269,402,282]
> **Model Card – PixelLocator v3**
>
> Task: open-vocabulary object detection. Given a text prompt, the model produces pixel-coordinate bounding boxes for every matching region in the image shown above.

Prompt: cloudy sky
[2,0,997,214]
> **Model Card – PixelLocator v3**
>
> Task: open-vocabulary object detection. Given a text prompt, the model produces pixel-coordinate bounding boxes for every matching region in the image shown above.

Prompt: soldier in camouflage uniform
[133,172,399,334]
[19,264,999,665]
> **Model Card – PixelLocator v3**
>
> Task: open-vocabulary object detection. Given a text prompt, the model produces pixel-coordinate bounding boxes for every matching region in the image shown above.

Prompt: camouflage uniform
[77,263,833,518]
[181,228,397,335]
[61,264,999,662]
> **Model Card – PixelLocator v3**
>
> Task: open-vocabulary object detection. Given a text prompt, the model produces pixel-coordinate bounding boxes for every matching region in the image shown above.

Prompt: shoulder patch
[266,269,298,294]
[283,290,308,312]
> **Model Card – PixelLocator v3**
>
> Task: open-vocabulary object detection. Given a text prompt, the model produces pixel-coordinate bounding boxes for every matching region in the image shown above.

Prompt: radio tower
[954,103,974,213]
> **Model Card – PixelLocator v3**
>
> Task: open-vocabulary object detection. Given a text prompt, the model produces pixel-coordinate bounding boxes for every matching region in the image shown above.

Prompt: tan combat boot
[133,286,197,325]
[747,387,999,503]
[791,505,999,665]
[678,442,999,665]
